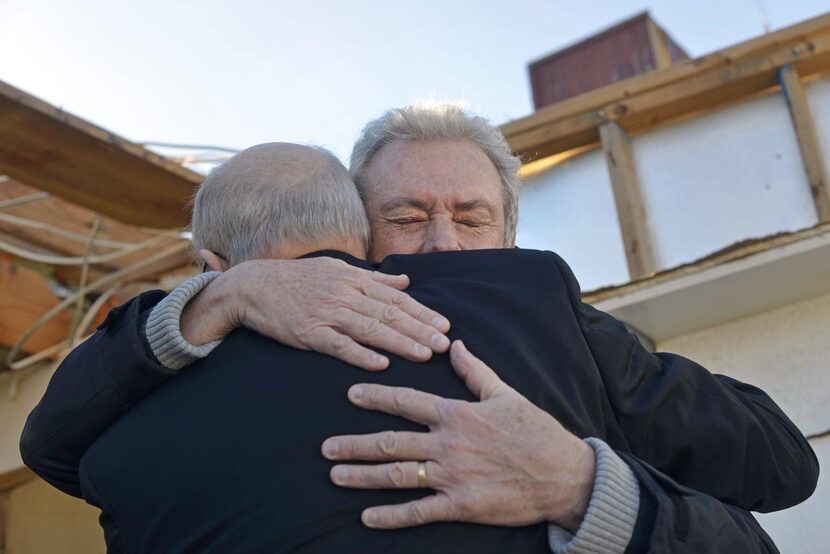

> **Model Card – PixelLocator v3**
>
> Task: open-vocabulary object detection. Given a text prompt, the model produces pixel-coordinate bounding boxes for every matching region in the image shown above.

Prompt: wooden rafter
[778,64,830,221]
[0,80,203,228]
[599,122,655,279]
[0,467,35,493]
[502,12,830,159]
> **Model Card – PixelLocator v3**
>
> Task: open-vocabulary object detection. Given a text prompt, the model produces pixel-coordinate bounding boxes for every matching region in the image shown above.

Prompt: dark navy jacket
[22,249,818,552]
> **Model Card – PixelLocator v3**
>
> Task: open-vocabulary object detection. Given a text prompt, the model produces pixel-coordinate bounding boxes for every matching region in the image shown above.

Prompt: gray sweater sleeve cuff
[145,272,223,370]
[547,438,640,554]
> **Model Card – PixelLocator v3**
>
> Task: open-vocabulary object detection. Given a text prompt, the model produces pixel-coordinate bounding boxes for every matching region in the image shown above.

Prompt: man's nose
[424,217,462,253]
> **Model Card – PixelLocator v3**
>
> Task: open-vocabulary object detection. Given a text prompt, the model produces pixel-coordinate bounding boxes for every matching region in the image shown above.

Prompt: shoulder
[96,289,167,332]
[379,248,570,280]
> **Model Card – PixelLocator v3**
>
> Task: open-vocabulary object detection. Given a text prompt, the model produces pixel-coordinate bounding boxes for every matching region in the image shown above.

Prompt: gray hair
[191,144,370,266]
[349,103,522,244]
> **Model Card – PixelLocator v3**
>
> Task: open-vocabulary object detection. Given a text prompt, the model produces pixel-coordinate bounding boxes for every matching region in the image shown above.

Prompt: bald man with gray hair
[191,143,369,266]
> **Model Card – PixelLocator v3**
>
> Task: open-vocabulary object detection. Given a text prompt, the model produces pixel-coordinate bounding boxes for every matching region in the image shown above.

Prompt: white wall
[632,92,818,270]
[658,291,830,552]
[517,148,630,291]
[0,364,54,474]
[517,87,824,291]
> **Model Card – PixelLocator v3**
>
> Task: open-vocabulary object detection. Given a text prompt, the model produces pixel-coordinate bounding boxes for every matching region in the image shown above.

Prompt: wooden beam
[778,65,830,221]
[0,467,36,554]
[0,467,35,493]
[503,13,830,160]
[0,80,202,228]
[646,17,673,70]
[599,122,655,279]
[502,12,830,139]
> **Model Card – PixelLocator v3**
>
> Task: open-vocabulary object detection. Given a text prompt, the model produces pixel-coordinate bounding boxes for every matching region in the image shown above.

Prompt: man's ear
[199,249,229,272]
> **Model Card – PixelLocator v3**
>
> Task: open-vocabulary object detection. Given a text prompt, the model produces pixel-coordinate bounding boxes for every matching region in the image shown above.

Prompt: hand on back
[180,256,451,370]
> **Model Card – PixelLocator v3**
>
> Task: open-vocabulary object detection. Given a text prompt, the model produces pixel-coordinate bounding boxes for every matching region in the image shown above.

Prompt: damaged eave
[583,222,830,343]
[0,79,203,229]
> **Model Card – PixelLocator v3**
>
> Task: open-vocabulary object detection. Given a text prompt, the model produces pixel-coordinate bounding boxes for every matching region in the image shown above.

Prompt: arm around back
[620,452,780,553]
[20,290,173,497]
[549,252,818,512]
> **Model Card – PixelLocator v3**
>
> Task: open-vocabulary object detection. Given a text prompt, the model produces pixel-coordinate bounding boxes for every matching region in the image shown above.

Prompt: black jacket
[22,249,818,552]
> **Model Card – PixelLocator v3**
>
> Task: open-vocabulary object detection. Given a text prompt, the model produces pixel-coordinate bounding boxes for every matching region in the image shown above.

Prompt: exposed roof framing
[0,80,203,228]
[502,12,830,161]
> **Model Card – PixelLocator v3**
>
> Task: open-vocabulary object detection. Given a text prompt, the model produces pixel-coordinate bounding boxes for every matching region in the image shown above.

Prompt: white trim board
[594,229,830,342]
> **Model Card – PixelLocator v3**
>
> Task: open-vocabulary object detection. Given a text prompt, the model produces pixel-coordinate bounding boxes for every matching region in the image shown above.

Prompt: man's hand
[321,341,597,532]
[180,257,451,370]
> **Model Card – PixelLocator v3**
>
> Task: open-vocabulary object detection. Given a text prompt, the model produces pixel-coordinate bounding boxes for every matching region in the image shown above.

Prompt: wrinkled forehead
[362,139,504,211]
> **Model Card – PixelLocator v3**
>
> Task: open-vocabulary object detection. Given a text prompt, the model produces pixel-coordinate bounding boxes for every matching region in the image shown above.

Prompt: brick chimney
[529,12,689,109]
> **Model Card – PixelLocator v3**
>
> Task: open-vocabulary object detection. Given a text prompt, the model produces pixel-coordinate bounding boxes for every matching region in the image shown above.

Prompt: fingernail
[350,385,364,400]
[432,334,449,350]
[332,466,348,484]
[323,439,339,458]
[415,344,431,358]
[432,316,450,330]
[364,510,378,526]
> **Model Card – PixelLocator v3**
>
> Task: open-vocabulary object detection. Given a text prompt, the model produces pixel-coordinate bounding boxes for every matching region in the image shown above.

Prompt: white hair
[349,103,522,244]
[191,144,370,265]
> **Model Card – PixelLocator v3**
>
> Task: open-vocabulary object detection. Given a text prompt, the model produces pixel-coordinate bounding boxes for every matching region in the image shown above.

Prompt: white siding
[517,148,630,291]
[632,93,819,270]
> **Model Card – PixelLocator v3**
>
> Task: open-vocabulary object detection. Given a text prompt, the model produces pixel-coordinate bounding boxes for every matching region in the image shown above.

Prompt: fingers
[330,307,432,362]
[329,460,441,490]
[322,431,431,461]
[362,494,457,529]
[306,327,389,371]
[361,280,451,335]
[449,340,507,400]
[368,270,410,290]
[337,296,449,361]
[348,384,443,426]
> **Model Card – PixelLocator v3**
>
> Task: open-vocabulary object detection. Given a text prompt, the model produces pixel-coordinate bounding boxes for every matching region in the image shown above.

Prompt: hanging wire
[69,215,102,338]
[5,240,191,372]
[137,142,240,154]
[0,233,173,265]
[0,212,133,249]
[0,192,50,209]
[6,287,119,391]
[754,0,771,34]
[71,288,118,348]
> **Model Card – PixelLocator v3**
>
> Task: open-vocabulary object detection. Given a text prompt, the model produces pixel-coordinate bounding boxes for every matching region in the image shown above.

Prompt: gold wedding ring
[417,461,427,488]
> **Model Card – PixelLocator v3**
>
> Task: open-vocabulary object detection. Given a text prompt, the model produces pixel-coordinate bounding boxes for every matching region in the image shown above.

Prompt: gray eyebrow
[380,197,432,212]
[379,196,496,217]
[455,198,496,216]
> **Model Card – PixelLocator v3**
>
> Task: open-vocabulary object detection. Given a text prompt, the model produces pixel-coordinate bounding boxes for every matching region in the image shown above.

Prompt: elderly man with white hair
[22,106,816,553]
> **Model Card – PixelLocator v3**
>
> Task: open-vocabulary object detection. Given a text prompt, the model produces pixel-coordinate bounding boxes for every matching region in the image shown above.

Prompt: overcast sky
[2,0,828,163]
